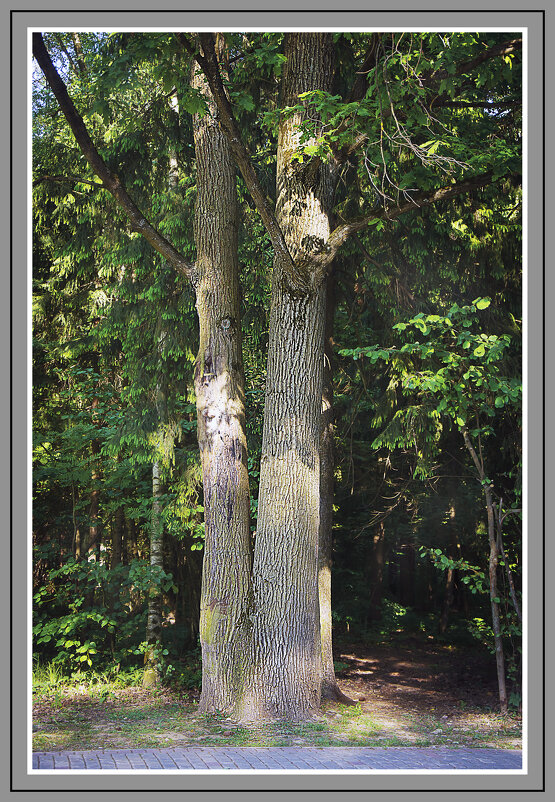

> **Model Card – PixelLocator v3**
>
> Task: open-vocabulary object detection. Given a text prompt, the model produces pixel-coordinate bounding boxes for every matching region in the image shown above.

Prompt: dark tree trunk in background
[111,504,124,570]
[439,503,459,635]
[367,520,385,622]
[87,416,101,557]
[399,542,415,607]
[318,277,353,704]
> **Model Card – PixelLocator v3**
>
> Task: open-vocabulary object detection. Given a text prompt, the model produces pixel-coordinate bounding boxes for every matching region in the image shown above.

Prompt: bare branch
[310,170,497,281]
[32,32,194,280]
[334,37,522,166]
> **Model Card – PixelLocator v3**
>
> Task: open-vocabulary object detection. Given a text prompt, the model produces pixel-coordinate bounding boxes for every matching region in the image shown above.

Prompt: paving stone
[32,746,523,771]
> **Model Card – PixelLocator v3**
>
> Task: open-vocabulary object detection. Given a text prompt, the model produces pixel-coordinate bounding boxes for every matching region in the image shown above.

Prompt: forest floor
[32,636,522,753]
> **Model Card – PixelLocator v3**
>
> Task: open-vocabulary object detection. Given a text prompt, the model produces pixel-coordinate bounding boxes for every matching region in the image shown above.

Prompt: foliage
[33,556,177,670]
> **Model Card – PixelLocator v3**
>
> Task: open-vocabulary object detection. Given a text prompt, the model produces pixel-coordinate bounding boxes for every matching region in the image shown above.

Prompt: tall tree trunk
[247,33,336,721]
[123,515,134,566]
[485,484,508,714]
[462,427,508,714]
[319,277,354,704]
[191,62,253,715]
[107,503,124,656]
[87,425,101,556]
[83,395,102,608]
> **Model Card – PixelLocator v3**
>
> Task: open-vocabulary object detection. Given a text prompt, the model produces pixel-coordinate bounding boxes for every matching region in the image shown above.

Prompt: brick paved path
[32,746,522,771]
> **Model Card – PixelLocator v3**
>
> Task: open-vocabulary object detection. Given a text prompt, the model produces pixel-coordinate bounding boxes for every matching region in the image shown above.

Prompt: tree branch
[32,32,194,280]
[346,33,380,103]
[71,33,87,76]
[333,37,522,165]
[461,425,485,480]
[428,38,522,87]
[310,170,497,280]
[33,174,104,189]
[177,32,306,291]
[53,33,79,76]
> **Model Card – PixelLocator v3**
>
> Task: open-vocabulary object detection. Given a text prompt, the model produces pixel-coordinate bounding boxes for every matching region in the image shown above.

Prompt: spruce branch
[32,32,195,280]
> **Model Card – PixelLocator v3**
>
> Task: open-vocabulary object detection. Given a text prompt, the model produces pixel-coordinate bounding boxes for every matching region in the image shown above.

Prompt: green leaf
[473,344,486,357]
[474,297,491,310]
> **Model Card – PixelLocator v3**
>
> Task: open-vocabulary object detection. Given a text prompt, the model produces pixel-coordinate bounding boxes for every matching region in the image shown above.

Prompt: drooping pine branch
[33,174,104,189]
[32,32,195,280]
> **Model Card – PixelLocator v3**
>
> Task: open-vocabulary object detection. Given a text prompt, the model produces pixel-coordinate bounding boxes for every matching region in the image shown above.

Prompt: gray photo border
[8,1,547,794]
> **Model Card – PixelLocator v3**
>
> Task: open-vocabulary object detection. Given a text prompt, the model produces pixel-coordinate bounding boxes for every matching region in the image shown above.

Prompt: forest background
[26,23,533,735]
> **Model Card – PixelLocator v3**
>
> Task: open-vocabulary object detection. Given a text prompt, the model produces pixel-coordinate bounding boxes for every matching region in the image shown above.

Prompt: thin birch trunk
[462,427,508,714]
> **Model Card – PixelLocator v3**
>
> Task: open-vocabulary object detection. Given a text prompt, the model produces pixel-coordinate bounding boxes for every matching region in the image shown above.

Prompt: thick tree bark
[318,277,337,700]
[245,33,336,721]
[191,64,254,715]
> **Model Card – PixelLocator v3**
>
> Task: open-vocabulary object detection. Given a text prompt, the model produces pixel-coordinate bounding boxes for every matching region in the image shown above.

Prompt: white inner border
[27,24,528,777]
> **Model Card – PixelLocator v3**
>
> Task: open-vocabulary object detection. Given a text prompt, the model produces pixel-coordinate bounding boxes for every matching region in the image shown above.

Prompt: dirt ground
[336,636,503,712]
[33,638,522,752]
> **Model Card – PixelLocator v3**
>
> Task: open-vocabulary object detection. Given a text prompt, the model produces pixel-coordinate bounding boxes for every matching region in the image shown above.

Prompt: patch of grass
[33,665,522,754]
[33,660,144,702]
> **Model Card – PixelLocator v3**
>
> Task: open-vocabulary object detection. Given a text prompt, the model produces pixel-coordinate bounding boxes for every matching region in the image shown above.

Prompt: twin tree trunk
[193,34,340,720]
[246,33,336,720]
[191,65,253,714]
[34,30,346,722]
